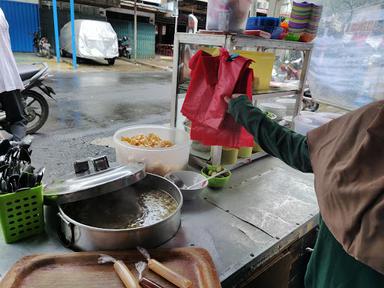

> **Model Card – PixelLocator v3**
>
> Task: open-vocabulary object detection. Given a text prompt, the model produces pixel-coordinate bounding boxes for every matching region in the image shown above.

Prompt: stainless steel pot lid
[44,156,146,205]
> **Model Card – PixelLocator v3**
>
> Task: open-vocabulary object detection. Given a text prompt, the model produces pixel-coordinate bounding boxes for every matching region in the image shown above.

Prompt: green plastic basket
[0,185,44,243]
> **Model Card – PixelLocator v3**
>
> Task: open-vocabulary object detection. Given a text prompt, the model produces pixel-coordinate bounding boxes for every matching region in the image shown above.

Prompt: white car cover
[60,19,118,60]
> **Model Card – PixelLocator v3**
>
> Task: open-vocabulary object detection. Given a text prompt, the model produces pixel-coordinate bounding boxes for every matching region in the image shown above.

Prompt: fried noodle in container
[114,126,191,176]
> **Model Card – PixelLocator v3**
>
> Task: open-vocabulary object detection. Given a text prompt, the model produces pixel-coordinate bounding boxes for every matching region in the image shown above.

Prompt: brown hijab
[307,100,384,275]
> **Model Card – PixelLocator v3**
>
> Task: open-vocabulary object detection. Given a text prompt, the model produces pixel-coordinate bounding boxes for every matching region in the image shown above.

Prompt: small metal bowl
[166,171,208,201]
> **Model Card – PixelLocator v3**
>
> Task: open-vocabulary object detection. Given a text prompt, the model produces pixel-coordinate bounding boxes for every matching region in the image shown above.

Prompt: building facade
[0,0,40,52]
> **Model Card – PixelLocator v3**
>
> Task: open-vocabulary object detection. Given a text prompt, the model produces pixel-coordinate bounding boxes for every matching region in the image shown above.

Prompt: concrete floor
[29,69,172,183]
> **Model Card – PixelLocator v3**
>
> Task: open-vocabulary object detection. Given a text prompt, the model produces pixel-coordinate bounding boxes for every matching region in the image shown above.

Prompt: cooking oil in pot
[62,186,178,230]
[127,190,178,228]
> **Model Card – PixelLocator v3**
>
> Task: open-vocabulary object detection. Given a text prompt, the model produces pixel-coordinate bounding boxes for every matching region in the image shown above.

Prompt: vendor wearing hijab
[0,8,26,141]
[226,94,384,287]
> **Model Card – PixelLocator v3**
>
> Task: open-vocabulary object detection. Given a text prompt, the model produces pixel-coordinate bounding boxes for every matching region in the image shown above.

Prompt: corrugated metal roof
[0,0,40,52]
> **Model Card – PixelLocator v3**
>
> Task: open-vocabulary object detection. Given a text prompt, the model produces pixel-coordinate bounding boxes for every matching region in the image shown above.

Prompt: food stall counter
[0,156,319,287]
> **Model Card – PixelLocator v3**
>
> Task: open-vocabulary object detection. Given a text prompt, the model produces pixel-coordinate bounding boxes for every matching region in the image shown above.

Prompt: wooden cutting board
[0,247,221,288]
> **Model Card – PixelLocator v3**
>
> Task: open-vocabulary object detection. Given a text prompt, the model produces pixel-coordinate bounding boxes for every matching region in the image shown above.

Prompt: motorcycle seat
[18,65,41,81]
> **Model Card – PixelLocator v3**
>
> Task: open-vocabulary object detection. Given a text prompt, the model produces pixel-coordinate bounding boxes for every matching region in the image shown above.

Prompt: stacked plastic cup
[286,1,323,42]
[287,1,312,40]
[306,4,322,34]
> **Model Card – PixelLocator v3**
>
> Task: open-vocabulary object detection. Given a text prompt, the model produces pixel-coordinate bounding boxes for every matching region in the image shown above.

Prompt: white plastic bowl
[113,125,191,176]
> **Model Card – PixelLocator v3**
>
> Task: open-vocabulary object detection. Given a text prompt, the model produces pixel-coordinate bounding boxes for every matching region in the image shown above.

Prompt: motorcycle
[302,89,320,112]
[33,32,52,59]
[276,57,319,112]
[0,63,55,134]
[118,36,132,59]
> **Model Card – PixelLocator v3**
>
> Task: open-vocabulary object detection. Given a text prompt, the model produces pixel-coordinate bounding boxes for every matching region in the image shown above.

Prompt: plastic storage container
[206,0,252,32]
[114,125,191,176]
[233,50,275,91]
[220,147,239,165]
[0,185,44,243]
[258,102,288,119]
[238,147,253,158]
[276,98,297,115]
[294,112,342,135]
[253,142,263,153]
[246,17,280,33]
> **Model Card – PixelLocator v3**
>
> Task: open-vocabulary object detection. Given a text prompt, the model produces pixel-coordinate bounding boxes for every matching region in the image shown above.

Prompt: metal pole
[294,49,313,117]
[250,0,257,17]
[174,0,178,33]
[170,33,179,127]
[52,0,60,63]
[134,0,137,61]
[70,0,77,69]
[268,0,282,17]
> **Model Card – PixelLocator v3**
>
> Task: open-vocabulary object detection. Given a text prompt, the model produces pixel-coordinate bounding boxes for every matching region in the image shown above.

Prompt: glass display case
[170,33,313,168]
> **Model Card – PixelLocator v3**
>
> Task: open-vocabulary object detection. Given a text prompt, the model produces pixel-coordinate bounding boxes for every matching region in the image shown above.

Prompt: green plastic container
[238,147,253,158]
[221,147,239,165]
[201,166,232,189]
[285,33,301,41]
[253,142,263,153]
[0,185,44,243]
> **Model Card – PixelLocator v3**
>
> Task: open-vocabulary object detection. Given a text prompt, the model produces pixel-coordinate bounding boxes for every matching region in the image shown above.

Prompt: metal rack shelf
[190,151,269,171]
[171,32,313,168]
[231,34,313,50]
[253,87,298,99]
[175,32,314,51]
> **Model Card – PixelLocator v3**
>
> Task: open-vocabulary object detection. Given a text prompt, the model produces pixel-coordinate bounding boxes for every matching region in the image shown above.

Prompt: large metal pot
[56,173,182,251]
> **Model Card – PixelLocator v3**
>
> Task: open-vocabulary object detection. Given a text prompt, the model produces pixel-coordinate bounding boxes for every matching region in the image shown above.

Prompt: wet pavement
[30,70,172,182]
[15,53,160,73]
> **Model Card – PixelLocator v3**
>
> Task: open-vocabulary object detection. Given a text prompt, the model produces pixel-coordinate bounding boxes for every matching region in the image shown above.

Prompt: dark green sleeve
[228,95,312,173]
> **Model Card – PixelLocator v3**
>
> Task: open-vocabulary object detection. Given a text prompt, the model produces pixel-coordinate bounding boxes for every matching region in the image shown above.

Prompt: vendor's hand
[224,93,244,104]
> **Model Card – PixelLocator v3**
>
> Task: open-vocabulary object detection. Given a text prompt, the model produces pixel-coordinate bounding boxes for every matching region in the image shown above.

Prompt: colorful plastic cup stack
[307,4,322,34]
[287,1,312,40]
[301,3,323,42]
[286,1,323,42]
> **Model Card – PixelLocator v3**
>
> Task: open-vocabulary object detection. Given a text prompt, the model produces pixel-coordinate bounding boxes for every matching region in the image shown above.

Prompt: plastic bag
[190,111,255,148]
[182,49,253,129]
[182,49,254,148]
[181,50,220,124]
[204,50,253,129]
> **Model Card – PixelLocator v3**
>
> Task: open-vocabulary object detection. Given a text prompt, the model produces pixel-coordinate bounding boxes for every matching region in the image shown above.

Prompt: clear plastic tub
[113,125,191,176]
[258,102,288,119]
[206,0,252,32]
[293,112,342,135]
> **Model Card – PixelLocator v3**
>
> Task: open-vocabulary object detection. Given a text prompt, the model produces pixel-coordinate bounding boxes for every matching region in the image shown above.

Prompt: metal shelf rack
[170,32,313,168]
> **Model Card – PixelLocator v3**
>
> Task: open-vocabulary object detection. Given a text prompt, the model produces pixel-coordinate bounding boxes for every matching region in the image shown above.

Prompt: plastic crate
[0,185,44,243]
[246,17,280,33]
